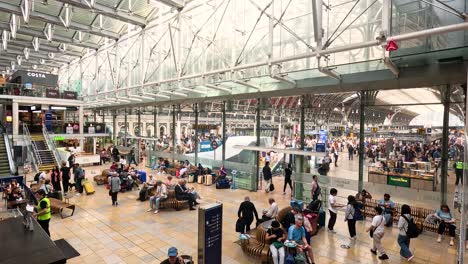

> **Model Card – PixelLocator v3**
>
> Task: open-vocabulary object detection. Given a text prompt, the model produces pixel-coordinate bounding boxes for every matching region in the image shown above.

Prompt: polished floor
[16,157,466,264]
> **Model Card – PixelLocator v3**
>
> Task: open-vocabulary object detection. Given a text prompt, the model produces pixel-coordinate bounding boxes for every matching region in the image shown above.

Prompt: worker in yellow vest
[34,189,51,237]
[454,160,464,186]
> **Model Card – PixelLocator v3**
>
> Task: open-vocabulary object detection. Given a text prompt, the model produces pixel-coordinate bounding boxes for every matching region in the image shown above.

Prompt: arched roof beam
[55,0,146,27]
[0,1,119,40]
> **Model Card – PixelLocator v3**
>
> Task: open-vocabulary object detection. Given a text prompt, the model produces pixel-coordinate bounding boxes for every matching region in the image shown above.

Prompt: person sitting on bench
[174,179,197,210]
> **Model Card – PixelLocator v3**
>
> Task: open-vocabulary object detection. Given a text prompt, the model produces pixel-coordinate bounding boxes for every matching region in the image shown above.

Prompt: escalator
[0,136,10,176]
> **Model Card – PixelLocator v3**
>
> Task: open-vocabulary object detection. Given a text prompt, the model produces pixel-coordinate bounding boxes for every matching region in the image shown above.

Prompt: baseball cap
[168,247,178,257]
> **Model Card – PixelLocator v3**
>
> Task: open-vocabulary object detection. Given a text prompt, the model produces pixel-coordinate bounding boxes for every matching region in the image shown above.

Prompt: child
[328,188,344,233]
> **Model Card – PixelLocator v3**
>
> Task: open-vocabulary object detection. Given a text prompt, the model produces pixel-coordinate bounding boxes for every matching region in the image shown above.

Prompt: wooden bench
[49,197,75,219]
[94,169,111,185]
[159,190,189,211]
[240,225,270,264]
[363,199,439,233]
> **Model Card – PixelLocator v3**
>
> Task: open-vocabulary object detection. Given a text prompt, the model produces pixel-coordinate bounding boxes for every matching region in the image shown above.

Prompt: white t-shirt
[328,195,337,213]
[371,215,386,234]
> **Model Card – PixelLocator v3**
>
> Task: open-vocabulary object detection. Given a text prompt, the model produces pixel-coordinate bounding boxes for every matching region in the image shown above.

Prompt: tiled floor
[17,157,467,264]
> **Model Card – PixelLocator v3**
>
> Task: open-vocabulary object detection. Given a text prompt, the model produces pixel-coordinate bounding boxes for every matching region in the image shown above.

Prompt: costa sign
[27,72,47,78]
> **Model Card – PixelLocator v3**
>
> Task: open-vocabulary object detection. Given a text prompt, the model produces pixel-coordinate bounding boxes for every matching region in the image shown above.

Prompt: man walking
[263,162,273,193]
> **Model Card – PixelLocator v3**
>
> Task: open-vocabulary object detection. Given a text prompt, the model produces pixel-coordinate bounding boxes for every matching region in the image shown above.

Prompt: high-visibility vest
[37,197,51,221]
[456,162,464,170]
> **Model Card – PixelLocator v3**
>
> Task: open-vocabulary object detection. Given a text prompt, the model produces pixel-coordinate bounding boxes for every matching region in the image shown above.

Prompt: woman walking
[109,173,121,206]
[50,166,61,192]
[366,207,388,260]
[345,195,357,240]
[398,204,414,261]
[60,160,71,195]
[283,163,293,195]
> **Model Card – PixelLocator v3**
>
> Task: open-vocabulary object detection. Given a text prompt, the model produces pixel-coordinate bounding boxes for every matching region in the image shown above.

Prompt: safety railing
[42,125,61,165]
[3,133,16,174]
[22,123,41,172]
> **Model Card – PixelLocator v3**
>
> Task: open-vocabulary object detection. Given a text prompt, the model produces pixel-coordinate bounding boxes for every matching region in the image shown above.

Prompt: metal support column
[358,99,365,192]
[457,69,468,263]
[137,108,141,137]
[93,111,97,122]
[194,104,199,165]
[255,99,261,191]
[124,108,127,147]
[358,91,378,192]
[440,85,451,204]
[222,101,226,163]
[172,105,176,161]
[112,112,116,143]
[299,97,305,172]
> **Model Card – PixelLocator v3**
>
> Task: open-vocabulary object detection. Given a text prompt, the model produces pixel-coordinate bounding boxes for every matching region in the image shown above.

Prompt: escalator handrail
[22,124,42,169]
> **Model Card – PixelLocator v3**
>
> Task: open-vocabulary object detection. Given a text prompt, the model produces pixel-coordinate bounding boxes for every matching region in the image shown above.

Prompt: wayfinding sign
[198,203,223,264]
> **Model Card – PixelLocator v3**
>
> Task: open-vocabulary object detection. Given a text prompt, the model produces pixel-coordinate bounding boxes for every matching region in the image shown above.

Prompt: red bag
[176,169,180,178]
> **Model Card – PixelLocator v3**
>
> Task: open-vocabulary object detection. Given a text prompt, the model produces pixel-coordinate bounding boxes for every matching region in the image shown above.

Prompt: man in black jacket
[263,161,273,193]
[174,180,196,210]
[237,196,259,232]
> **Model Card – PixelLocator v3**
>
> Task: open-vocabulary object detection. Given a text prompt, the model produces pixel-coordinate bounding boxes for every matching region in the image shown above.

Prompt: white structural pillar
[12,101,18,136]
[92,137,96,154]
[79,106,84,148]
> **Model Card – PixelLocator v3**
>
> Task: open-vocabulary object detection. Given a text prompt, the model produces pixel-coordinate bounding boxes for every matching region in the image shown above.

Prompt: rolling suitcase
[83,180,95,195]
[197,175,204,184]
[204,174,213,186]
[318,209,326,227]
[188,174,195,183]
[216,178,230,189]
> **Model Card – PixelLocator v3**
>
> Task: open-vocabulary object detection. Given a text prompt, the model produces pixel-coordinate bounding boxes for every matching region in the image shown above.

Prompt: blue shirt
[287,225,305,242]
[436,210,452,221]
[378,199,395,213]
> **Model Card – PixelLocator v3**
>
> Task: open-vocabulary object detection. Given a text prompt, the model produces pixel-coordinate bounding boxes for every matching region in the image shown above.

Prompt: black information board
[198,203,223,264]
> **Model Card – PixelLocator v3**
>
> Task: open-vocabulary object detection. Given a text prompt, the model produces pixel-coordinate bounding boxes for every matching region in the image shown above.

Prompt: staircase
[0,137,10,176]
[31,134,57,172]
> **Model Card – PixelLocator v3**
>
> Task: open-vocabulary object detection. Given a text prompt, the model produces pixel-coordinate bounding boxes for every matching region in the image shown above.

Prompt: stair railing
[42,125,61,165]
[3,133,16,174]
[23,123,41,172]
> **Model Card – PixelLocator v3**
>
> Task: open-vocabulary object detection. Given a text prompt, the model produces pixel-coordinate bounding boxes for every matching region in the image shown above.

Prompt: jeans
[328,210,337,231]
[347,219,356,238]
[397,234,412,258]
[269,244,285,264]
[76,178,83,193]
[383,213,393,226]
[149,196,166,210]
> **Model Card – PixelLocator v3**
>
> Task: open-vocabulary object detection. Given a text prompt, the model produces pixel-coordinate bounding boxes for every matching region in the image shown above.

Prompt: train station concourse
[0,0,468,263]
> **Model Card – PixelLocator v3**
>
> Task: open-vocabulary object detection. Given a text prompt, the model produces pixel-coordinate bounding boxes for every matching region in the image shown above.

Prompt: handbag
[108,189,112,196]
[235,218,245,233]
[272,241,283,249]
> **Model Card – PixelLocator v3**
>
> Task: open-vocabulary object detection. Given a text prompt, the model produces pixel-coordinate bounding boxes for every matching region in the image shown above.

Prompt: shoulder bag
[370,215,384,238]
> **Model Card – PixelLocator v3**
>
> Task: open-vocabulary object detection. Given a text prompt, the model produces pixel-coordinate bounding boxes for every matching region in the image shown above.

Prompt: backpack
[313,183,321,197]
[402,215,420,238]
[285,253,295,264]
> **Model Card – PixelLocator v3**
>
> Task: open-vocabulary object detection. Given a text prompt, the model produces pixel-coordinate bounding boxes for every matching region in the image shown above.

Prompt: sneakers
[328,229,336,234]
[378,254,389,260]
[370,249,377,255]
[437,236,442,243]
[146,209,153,212]
[153,210,159,214]
[450,239,454,246]
[350,236,357,240]
[407,255,414,262]
[75,193,81,196]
